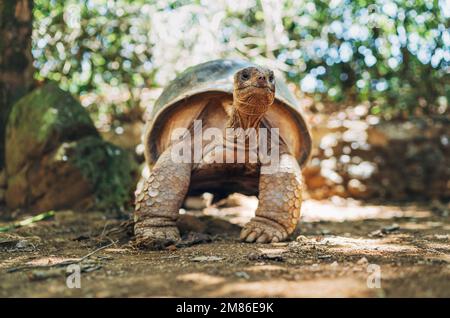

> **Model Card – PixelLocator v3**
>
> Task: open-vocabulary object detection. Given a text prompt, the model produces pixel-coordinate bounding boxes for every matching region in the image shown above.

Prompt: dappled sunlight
[301,199,432,222]
[200,195,434,225]
[399,221,446,231]
[209,278,373,297]
[298,234,419,254]
[176,272,225,287]
[245,265,287,273]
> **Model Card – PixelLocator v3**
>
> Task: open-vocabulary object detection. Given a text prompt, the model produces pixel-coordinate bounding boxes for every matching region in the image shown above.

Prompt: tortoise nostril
[258,75,266,81]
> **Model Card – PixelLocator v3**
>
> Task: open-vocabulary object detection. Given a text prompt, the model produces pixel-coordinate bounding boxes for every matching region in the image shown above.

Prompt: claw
[240,228,252,240]
[256,233,269,243]
[245,231,257,242]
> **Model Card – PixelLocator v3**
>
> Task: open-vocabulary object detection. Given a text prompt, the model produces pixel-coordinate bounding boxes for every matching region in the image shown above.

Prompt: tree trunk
[0,0,34,170]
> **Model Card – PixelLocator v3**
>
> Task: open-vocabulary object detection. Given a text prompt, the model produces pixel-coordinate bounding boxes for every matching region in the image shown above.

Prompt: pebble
[235,271,250,279]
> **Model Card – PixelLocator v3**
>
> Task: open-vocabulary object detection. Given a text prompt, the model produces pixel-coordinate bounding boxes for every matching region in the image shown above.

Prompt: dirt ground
[0,196,449,297]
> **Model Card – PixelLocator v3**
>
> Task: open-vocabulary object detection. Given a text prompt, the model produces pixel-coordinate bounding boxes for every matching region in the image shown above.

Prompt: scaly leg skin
[133,148,191,249]
[241,153,303,243]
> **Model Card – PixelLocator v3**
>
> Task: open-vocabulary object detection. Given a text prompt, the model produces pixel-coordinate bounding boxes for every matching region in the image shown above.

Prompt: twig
[78,240,117,262]
[6,240,117,273]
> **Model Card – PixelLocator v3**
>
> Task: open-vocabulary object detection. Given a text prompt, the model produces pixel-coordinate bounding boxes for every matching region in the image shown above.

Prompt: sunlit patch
[209,278,374,297]
[204,194,257,225]
[301,200,432,222]
[245,265,286,272]
[176,273,225,286]
[400,222,444,231]
[311,235,419,254]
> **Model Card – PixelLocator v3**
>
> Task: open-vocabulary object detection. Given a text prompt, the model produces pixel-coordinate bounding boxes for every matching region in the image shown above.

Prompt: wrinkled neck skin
[227,99,269,131]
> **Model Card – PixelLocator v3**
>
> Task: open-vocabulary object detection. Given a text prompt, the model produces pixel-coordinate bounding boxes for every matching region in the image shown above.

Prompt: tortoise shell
[144,59,311,167]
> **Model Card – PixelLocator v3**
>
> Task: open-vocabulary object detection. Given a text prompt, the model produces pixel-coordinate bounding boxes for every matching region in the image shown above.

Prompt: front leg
[241,153,303,243]
[134,148,191,249]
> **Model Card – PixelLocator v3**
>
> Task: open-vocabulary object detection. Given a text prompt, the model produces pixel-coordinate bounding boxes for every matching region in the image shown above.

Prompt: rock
[101,120,144,151]
[4,83,138,213]
[369,223,400,237]
[235,271,250,279]
[381,223,400,234]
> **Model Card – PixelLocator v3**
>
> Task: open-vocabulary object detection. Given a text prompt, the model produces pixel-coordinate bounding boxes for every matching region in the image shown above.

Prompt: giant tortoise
[134,59,311,248]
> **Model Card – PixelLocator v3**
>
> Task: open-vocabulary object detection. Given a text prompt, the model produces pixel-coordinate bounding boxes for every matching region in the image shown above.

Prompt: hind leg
[241,153,303,243]
[134,148,191,249]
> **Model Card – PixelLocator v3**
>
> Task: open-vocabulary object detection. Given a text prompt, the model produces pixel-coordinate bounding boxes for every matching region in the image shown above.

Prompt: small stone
[235,271,250,279]
[382,223,400,234]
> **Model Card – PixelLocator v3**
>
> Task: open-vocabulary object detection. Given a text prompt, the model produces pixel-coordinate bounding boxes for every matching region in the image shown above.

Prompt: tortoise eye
[269,73,274,82]
[241,71,250,81]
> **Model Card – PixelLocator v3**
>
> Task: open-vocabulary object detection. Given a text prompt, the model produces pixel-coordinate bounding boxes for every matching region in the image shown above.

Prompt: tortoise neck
[227,102,266,130]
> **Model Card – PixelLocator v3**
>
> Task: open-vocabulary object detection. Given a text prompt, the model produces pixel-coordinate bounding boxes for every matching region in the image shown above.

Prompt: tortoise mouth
[237,84,274,92]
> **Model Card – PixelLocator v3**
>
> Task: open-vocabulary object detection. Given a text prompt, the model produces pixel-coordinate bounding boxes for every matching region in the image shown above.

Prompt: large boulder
[4,82,137,213]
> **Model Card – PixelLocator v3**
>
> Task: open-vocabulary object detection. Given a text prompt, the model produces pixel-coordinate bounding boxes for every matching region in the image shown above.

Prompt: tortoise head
[233,66,275,115]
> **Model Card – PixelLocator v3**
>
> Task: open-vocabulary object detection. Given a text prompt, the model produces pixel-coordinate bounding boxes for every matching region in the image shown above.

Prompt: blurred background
[0,0,449,215]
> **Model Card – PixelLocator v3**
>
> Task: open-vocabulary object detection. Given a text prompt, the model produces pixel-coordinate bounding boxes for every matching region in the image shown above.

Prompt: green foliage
[33,0,449,120]
[33,0,156,122]
[68,136,138,211]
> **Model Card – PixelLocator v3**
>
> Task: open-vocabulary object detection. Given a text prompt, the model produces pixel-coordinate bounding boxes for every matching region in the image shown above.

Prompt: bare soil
[0,197,449,297]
